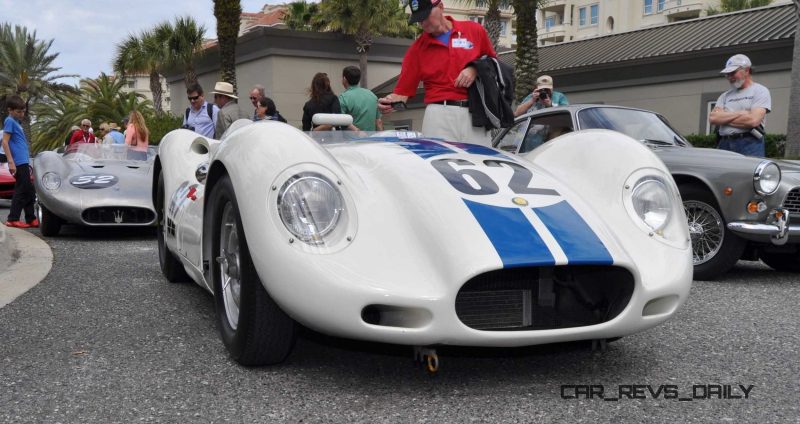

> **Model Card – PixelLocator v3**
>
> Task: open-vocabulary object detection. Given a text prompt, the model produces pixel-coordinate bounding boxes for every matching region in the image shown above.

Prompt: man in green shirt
[338,66,383,131]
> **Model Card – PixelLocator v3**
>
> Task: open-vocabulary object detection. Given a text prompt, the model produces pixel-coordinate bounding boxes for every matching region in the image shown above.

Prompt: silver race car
[33,143,157,236]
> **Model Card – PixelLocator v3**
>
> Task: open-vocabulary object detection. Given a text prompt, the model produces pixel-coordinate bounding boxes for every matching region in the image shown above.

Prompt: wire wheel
[684,200,724,266]
[218,202,242,331]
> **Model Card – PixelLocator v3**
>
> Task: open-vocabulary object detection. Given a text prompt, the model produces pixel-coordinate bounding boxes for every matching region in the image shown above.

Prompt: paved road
[1,213,799,422]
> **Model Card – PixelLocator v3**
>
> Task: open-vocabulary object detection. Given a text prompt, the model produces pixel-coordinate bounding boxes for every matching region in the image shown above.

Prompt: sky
[2,0,305,85]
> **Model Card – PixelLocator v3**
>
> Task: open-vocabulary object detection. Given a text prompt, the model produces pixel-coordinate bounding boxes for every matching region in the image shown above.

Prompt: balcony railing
[662,0,703,19]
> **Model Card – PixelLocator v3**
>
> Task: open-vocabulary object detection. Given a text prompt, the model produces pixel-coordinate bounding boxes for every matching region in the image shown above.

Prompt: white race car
[153,116,692,367]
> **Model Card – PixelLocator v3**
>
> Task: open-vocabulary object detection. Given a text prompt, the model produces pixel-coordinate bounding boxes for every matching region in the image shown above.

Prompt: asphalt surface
[1,206,799,422]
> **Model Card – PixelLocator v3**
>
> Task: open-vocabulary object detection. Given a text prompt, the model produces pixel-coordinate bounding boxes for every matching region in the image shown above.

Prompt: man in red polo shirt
[378,0,496,145]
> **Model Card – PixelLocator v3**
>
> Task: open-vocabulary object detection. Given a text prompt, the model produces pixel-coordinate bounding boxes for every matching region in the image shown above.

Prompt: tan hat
[212,81,238,99]
[99,122,110,131]
[536,75,554,90]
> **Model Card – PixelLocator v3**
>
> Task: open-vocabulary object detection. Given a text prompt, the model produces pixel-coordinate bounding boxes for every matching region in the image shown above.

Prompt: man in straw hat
[212,81,246,138]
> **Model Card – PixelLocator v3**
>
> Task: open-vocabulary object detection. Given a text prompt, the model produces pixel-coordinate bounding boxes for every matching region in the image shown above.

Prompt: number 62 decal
[431,159,558,197]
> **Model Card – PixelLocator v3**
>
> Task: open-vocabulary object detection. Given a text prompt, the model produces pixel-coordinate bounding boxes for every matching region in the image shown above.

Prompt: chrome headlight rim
[631,176,672,232]
[277,172,344,245]
[753,160,780,196]
[41,172,62,191]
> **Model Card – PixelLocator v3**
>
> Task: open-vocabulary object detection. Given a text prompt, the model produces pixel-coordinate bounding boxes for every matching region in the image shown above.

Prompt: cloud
[2,0,291,85]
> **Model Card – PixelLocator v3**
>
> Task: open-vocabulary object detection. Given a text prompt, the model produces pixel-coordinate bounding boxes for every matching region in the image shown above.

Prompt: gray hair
[251,84,266,97]
[81,118,92,127]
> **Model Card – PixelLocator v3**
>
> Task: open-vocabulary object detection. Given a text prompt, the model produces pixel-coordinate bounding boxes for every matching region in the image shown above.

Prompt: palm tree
[0,24,76,141]
[284,1,324,31]
[785,0,800,157]
[113,26,170,116]
[512,0,539,102]
[317,0,413,88]
[466,0,512,51]
[30,92,85,152]
[168,16,207,88]
[214,0,242,92]
[82,73,151,124]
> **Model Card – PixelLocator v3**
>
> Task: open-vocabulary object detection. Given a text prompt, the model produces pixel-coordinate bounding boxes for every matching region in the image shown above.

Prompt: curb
[0,226,53,308]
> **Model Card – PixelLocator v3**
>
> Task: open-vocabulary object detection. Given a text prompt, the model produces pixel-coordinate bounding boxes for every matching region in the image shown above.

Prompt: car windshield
[63,144,157,162]
[303,130,424,144]
[577,107,689,147]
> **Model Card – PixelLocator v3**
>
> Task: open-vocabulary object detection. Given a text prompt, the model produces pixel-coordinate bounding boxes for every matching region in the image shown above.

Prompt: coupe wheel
[681,184,746,280]
[38,202,62,237]
[208,175,295,366]
[759,250,800,272]
[156,173,188,282]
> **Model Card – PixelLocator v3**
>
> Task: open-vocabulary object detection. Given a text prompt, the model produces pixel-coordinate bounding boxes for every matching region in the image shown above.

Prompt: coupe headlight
[754,161,780,196]
[631,177,671,232]
[278,173,344,245]
[42,172,61,191]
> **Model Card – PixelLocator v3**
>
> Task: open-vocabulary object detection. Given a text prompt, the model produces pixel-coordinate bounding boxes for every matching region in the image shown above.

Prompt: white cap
[720,54,752,74]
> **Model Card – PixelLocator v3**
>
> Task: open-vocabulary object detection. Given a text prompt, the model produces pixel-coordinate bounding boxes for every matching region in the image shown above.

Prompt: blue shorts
[718,134,764,157]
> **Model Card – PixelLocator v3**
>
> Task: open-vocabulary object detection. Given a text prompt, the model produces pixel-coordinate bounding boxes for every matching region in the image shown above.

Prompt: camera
[181,124,196,131]
[539,89,551,100]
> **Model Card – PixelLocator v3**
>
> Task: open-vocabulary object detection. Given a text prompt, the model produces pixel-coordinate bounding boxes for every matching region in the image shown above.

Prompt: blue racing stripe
[373,137,455,159]
[444,141,509,159]
[464,199,554,268]
[533,201,613,265]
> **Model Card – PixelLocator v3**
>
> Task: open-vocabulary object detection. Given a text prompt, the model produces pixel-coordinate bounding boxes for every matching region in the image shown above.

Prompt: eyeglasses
[81,124,90,128]
[249,96,258,100]
[188,95,200,101]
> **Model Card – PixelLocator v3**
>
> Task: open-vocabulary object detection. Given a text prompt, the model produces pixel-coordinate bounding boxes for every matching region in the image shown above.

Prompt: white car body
[154,119,692,365]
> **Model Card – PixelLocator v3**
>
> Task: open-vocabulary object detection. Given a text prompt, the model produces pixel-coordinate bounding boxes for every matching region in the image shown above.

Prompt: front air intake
[82,207,155,225]
[456,266,634,331]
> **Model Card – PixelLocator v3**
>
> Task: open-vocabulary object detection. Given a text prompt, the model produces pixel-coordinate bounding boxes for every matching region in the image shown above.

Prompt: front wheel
[208,175,295,366]
[681,184,746,280]
[759,250,800,272]
[156,172,188,282]
[38,202,62,237]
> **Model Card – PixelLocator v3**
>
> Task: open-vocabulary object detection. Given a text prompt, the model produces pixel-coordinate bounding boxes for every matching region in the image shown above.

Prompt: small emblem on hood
[512,197,529,207]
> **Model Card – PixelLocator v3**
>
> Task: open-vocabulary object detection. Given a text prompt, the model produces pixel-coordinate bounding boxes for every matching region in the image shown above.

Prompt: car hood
[322,137,623,268]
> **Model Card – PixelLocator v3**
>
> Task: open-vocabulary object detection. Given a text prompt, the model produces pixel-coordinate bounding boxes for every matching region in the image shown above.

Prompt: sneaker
[28,219,39,228]
[5,220,31,228]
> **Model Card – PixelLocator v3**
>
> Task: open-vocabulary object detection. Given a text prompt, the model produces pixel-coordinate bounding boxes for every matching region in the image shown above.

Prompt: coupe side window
[495,120,529,152]
[519,113,574,154]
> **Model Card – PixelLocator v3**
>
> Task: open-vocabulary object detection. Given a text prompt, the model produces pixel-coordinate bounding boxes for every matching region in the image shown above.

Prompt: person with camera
[514,75,569,117]
[708,54,771,157]
[182,83,219,139]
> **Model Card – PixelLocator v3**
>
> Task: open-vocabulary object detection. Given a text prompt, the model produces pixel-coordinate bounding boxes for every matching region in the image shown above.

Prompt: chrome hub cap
[217,202,242,330]
[684,200,724,265]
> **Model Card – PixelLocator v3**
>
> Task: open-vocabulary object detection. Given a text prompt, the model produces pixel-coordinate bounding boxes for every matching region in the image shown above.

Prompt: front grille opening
[456,266,634,331]
[82,207,155,224]
[361,305,432,329]
[784,188,800,222]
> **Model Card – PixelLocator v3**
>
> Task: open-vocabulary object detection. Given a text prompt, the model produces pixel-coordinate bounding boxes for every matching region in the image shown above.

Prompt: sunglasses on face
[250,96,258,101]
[188,95,201,101]
[81,124,90,128]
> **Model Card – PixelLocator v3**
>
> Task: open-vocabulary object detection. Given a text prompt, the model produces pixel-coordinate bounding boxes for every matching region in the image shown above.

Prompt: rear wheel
[759,250,800,272]
[156,173,188,282]
[38,202,62,237]
[681,184,746,280]
[208,175,295,365]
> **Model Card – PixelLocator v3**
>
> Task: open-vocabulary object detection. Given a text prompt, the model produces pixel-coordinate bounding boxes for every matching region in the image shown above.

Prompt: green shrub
[147,113,183,145]
[685,133,786,158]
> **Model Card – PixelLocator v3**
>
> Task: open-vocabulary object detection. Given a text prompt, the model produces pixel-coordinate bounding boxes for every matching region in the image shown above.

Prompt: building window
[499,20,508,36]
[579,7,586,26]
[644,0,653,15]
[469,16,484,25]
[545,16,556,31]
[658,0,665,11]
[590,4,599,25]
[126,81,135,89]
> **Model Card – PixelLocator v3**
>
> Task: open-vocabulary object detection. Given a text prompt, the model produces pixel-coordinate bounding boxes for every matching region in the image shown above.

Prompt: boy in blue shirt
[3,95,37,228]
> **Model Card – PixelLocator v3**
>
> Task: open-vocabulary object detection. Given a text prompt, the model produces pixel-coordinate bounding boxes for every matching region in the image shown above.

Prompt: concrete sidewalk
[0,207,53,308]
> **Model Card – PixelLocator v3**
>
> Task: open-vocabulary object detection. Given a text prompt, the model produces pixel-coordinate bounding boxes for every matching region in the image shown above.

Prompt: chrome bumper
[727,208,797,245]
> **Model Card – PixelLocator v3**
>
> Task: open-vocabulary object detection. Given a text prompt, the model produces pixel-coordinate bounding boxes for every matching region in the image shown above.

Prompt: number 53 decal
[432,159,558,197]
[70,174,119,189]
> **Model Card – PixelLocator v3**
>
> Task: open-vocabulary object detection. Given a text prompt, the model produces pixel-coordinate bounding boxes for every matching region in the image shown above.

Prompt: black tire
[681,184,746,280]
[38,203,62,237]
[759,250,800,272]
[156,173,189,282]
[208,175,295,366]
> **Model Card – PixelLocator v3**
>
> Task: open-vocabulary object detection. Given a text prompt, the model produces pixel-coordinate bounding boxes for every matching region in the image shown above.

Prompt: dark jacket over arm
[467,56,515,130]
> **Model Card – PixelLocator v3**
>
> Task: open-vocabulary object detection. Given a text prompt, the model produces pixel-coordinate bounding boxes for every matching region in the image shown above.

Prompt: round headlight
[631,177,671,232]
[42,172,61,191]
[278,173,344,245]
[754,161,780,195]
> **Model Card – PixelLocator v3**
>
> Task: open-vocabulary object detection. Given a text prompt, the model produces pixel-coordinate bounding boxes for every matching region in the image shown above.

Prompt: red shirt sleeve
[395,41,422,98]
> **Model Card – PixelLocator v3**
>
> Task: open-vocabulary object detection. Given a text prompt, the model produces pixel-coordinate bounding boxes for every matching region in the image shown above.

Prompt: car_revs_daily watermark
[560,384,754,401]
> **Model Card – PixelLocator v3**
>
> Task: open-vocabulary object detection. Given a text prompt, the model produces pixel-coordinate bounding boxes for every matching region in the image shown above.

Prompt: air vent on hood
[91,165,104,168]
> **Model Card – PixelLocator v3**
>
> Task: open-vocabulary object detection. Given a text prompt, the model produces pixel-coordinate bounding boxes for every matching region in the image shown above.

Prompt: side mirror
[196,162,209,184]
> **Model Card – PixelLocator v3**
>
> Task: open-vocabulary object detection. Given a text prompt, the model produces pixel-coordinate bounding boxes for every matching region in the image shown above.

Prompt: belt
[720,133,752,140]
[432,99,469,107]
